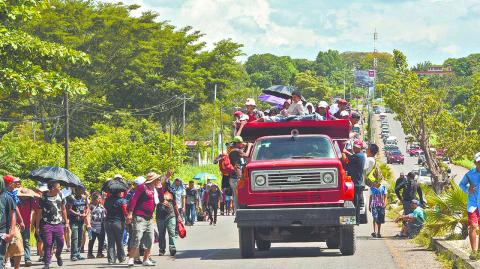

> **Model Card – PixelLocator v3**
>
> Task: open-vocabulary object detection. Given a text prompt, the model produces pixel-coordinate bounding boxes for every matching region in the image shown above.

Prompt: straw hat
[145,172,161,184]
[17,187,40,198]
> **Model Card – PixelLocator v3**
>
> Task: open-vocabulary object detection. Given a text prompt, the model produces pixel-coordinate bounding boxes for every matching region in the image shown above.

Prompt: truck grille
[251,168,338,191]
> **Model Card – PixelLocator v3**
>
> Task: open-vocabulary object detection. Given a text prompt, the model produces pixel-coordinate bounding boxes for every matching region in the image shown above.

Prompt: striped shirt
[370,185,387,208]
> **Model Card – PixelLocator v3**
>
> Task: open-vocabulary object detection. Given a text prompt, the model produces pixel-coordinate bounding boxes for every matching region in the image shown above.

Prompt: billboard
[354,70,375,88]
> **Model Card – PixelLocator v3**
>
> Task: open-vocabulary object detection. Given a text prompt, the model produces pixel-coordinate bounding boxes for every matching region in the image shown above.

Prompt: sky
[104,0,480,65]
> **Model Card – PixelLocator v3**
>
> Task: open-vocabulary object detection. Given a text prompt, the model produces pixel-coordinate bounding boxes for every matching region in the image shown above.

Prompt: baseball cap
[239,114,249,121]
[353,139,364,148]
[114,174,123,179]
[474,152,480,162]
[233,111,243,117]
[318,101,329,108]
[340,110,350,117]
[134,176,146,185]
[232,136,244,143]
[337,99,348,105]
[245,98,256,106]
[2,175,16,185]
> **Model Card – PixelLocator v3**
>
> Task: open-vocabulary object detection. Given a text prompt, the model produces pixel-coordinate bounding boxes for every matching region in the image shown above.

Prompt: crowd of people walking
[0,171,232,269]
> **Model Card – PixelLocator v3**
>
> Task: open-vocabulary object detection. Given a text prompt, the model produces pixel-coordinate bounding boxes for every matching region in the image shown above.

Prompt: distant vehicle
[387,150,404,164]
[384,145,400,155]
[417,151,426,165]
[385,140,397,147]
[379,113,387,120]
[407,146,422,157]
[381,126,389,131]
[381,130,390,138]
[385,136,398,145]
[416,167,432,185]
[385,107,392,113]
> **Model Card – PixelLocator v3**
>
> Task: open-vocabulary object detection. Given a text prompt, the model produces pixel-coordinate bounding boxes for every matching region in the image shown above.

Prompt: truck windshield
[252,136,335,160]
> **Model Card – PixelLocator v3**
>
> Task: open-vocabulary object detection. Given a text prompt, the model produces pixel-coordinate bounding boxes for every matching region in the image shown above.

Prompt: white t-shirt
[286,101,305,116]
[364,157,376,175]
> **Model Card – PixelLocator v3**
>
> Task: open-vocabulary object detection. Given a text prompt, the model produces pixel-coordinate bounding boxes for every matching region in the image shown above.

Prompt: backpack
[219,153,235,176]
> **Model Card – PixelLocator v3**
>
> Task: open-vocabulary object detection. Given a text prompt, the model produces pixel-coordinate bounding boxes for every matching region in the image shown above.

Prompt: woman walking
[104,190,128,264]
[35,182,69,269]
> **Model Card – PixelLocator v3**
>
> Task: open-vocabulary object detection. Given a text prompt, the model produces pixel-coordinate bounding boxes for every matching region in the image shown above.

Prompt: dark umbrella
[262,85,306,102]
[102,178,129,193]
[28,166,84,188]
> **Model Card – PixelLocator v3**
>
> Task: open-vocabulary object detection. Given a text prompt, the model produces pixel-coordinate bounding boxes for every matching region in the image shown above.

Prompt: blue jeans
[70,222,84,258]
[185,204,196,225]
[21,229,31,262]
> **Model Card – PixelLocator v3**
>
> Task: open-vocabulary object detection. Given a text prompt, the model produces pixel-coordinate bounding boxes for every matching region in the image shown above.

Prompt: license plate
[339,216,356,225]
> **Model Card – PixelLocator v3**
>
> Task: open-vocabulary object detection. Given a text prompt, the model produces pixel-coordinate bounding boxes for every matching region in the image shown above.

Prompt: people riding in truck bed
[244,98,264,122]
[284,91,305,116]
[333,99,350,119]
[316,101,335,120]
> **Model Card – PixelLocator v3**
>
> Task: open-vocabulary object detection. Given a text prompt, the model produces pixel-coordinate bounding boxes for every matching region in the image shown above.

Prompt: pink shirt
[128,184,155,219]
[18,197,38,228]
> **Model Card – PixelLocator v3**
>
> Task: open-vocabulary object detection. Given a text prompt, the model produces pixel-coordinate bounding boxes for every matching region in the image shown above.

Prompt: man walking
[185,181,198,226]
[127,172,158,266]
[0,178,17,269]
[459,152,480,260]
[66,187,88,261]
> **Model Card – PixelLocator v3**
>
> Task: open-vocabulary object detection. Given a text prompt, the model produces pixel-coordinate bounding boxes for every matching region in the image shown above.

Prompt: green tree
[393,49,408,73]
[315,49,344,77]
[245,53,298,88]
[294,70,330,101]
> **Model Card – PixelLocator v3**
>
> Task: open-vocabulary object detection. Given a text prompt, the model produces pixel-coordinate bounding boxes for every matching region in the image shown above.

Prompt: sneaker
[97,253,106,258]
[71,256,78,262]
[56,255,63,266]
[170,247,176,256]
[371,232,377,238]
[209,221,213,225]
[148,258,156,264]
[142,260,155,266]
[108,261,115,265]
[119,257,126,263]
[38,256,44,262]
[25,261,32,267]
[128,258,135,267]
[377,233,382,238]
[87,254,95,259]
[159,250,166,256]
[134,259,143,264]
[76,256,85,260]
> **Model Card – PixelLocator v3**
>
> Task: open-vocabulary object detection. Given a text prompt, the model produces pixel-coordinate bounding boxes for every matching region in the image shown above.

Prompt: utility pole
[343,71,346,100]
[211,84,217,162]
[63,91,70,169]
[182,93,186,139]
[219,106,224,154]
[169,115,173,157]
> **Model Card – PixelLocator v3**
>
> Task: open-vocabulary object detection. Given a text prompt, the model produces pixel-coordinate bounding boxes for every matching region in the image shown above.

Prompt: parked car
[387,150,404,164]
[379,112,387,120]
[407,146,422,156]
[384,145,400,155]
[385,136,398,145]
[415,167,432,185]
[385,107,392,113]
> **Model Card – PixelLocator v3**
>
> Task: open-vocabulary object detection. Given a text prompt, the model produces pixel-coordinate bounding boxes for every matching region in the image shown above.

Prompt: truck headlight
[323,172,334,184]
[255,175,266,186]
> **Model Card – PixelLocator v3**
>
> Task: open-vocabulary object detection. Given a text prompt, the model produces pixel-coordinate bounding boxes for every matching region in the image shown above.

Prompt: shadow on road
[176,247,343,260]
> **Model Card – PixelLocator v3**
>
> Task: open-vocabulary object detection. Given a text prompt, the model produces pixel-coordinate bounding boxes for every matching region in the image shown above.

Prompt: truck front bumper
[235,206,356,227]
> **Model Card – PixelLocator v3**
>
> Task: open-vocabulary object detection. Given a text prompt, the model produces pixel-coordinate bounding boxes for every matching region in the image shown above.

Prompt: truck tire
[326,237,339,249]
[239,227,255,258]
[256,240,271,251]
[340,226,355,255]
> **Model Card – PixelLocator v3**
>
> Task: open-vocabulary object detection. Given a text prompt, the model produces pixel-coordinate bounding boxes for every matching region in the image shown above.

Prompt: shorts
[468,209,480,226]
[131,216,154,249]
[6,226,24,257]
[371,206,385,224]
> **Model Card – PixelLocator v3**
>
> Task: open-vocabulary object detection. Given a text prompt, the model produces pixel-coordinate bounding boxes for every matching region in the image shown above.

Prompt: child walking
[369,181,387,238]
[88,192,106,259]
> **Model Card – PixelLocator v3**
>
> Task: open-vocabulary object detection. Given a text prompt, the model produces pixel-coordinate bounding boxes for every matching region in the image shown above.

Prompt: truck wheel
[326,237,339,249]
[239,227,255,258]
[256,240,271,251]
[340,226,355,255]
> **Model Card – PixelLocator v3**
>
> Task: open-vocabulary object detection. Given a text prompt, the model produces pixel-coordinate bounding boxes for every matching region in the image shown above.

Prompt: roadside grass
[453,158,474,170]
[176,164,222,186]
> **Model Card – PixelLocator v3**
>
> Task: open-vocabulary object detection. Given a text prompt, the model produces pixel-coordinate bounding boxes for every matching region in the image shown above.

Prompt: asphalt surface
[22,113,455,269]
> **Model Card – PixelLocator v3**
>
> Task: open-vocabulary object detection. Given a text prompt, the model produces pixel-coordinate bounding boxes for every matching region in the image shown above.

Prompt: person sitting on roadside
[394,199,425,238]
[459,152,480,260]
[285,91,305,116]
[333,99,349,119]
[244,98,264,122]
[395,172,424,237]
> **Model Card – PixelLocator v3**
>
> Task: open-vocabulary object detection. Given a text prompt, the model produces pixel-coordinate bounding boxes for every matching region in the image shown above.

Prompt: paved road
[21,113,453,269]
[377,113,467,182]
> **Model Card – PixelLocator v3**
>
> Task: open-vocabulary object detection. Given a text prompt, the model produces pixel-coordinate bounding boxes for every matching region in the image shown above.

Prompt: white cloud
[100,0,480,64]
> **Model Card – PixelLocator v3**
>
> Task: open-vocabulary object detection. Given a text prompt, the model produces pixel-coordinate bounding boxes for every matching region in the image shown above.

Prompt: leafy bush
[453,158,474,170]
[0,119,187,191]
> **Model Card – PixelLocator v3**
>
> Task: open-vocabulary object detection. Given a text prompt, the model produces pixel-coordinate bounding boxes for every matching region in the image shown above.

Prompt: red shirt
[18,197,38,228]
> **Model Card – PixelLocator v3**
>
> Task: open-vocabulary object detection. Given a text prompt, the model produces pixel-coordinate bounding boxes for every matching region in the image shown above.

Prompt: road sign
[368,70,375,78]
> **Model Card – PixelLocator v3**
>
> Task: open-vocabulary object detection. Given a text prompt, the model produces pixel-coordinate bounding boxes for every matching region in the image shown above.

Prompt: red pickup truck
[236,120,356,258]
